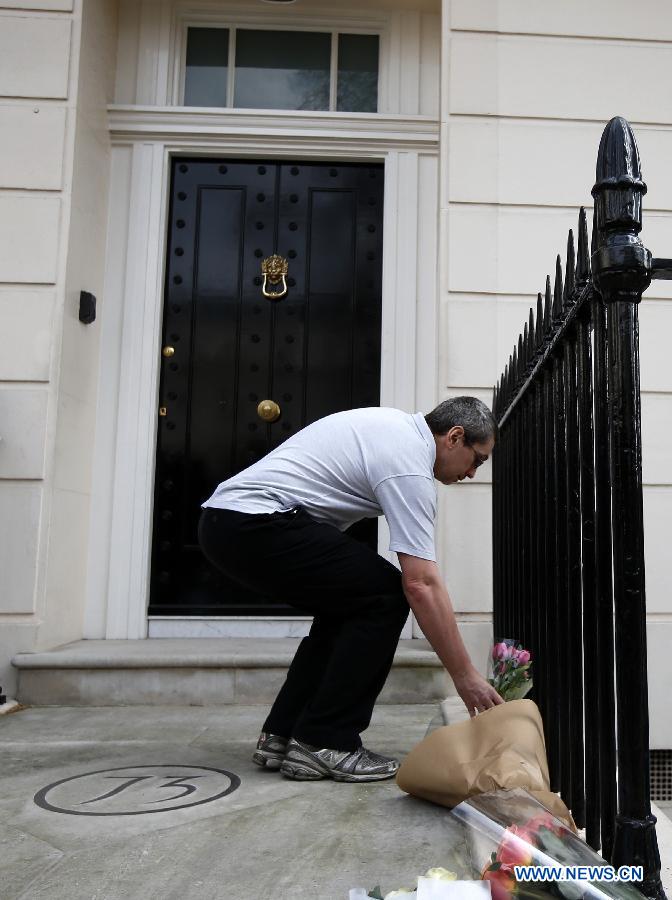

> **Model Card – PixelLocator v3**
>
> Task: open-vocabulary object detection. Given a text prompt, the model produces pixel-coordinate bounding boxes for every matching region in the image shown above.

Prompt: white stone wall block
[641,394,672,486]
[0,1,73,9]
[643,487,672,615]
[42,489,91,646]
[450,33,672,125]
[449,118,597,208]
[647,619,672,748]
[439,482,493,613]
[448,205,591,297]
[445,294,535,389]
[0,483,42,613]
[451,0,672,42]
[641,214,672,299]
[0,389,49,479]
[639,301,672,393]
[449,119,672,211]
[53,393,95,494]
[0,14,71,99]
[446,294,672,394]
[0,291,54,381]
[0,196,61,284]
[455,620,495,678]
[0,105,66,190]
[450,33,498,117]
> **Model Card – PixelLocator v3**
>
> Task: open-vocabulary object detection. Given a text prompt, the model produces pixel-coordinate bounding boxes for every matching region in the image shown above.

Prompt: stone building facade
[1,0,670,746]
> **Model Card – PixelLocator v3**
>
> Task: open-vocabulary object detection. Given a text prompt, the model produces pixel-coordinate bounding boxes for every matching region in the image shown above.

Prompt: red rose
[482,862,516,900]
[497,825,535,867]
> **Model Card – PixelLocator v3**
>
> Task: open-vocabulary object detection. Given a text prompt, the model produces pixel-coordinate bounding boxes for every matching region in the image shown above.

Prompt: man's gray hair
[424,396,498,444]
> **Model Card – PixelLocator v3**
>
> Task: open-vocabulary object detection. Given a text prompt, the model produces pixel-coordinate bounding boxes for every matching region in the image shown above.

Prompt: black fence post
[591,116,664,900]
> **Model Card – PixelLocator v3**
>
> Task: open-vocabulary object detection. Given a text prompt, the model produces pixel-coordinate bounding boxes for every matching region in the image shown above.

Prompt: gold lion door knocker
[261,254,289,300]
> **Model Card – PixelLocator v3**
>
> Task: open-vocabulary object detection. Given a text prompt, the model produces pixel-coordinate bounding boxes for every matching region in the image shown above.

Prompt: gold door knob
[162,346,175,358]
[257,400,281,422]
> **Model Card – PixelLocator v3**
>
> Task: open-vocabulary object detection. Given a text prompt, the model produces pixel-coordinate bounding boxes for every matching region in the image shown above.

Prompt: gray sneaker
[280,737,399,782]
[252,732,289,770]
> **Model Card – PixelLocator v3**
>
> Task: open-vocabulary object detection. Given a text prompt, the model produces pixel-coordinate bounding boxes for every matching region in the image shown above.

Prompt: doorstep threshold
[12,637,442,670]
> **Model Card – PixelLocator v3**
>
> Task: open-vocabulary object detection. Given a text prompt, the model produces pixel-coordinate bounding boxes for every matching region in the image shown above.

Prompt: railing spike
[536,292,544,347]
[527,308,535,363]
[522,323,529,370]
[576,206,590,282]
[565,229,576,306]
[553,254,563,320]
[544,275,552,334]
[512,347,518,387]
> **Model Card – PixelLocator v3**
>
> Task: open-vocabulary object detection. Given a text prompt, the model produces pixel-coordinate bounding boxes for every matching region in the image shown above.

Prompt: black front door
[150,159,384,616]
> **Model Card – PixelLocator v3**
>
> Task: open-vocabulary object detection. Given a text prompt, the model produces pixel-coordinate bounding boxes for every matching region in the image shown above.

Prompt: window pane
[337,34,379,113]
[185,28,229,107]
[234,30,330,111]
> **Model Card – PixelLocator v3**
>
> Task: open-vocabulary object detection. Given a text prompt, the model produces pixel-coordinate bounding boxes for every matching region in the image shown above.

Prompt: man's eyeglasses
[465,442,488,469]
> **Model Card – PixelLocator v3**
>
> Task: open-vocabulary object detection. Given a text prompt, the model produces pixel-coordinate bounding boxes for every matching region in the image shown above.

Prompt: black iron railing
[492,117,668,899]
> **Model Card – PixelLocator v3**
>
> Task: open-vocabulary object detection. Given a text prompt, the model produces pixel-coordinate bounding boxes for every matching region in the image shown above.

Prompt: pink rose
[493,642,509,660]
[518,650,531,665]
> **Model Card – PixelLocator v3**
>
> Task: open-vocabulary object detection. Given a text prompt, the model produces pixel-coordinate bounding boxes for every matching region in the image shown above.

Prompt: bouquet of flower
[452,789,643,899]
[489,639,533,702]
[351,867,492,899]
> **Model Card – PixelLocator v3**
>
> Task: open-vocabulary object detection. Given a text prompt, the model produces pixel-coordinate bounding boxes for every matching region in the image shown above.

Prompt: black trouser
[198,506,409,751]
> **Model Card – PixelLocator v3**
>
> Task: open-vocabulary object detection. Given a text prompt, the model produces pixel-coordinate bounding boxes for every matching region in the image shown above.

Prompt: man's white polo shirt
[202,407,438,561]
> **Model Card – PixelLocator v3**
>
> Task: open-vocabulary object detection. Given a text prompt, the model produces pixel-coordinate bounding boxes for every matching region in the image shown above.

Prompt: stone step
[12,638,452,706]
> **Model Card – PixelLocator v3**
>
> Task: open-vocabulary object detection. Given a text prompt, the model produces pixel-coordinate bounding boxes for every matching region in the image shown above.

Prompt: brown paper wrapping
[396,699,576,831]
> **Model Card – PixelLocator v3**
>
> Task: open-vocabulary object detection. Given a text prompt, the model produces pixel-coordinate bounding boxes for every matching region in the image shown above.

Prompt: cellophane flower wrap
[451,789,643,899]
[489,639,533,701]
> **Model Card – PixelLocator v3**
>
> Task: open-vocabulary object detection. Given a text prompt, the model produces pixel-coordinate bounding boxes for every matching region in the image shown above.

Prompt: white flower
[384,890,416,899]
[423,868,457,881]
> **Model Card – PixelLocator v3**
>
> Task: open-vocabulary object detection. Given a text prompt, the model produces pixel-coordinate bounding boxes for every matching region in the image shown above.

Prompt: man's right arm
[398,552,503,716]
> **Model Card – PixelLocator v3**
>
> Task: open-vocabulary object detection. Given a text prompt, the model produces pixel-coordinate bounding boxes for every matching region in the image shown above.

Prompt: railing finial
[593,116,646,237]
[592,116,651,302]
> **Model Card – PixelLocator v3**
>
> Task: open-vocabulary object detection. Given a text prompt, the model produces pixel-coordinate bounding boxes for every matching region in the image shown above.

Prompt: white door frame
[85,108,439,639]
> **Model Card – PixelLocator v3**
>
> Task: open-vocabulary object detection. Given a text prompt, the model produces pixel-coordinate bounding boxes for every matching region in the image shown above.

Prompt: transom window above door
[183,27,379,113]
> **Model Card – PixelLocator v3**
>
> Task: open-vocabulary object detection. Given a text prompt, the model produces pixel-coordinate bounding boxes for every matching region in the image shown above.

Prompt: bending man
[198,397,503,784]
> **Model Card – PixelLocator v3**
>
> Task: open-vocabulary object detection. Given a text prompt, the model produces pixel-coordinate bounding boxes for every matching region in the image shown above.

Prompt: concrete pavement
[0,703,468,900]
[2,703,670,900]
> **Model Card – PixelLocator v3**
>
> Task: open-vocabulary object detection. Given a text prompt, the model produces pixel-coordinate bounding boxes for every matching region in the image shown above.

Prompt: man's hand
[452,666,504,717]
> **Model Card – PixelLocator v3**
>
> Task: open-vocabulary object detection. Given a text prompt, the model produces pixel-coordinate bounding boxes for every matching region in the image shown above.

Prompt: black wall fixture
[79,291,96,324]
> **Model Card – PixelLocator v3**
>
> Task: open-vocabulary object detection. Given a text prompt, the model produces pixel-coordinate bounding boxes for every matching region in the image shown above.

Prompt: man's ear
[446,425,464,447]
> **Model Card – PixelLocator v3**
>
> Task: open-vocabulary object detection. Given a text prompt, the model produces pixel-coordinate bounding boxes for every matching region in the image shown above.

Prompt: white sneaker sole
[280,753,397,783]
